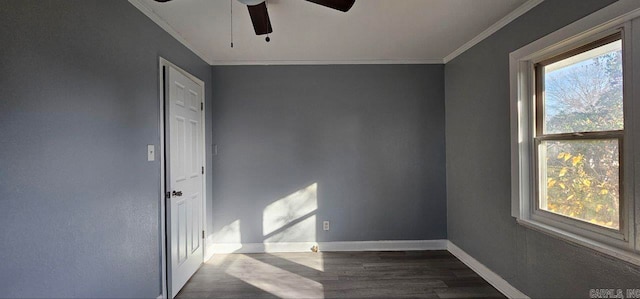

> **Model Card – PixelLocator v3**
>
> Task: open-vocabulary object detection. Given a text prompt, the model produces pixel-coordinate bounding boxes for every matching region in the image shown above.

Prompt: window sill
[516,218,640,267]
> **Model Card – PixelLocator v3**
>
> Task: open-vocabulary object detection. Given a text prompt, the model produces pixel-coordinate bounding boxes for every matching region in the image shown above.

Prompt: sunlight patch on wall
[265,215,317,243]
[263,183,317,242]
[225,255,324,298]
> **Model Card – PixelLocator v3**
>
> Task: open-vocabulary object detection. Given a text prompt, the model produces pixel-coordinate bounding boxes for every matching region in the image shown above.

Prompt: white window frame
[510,0,640,266]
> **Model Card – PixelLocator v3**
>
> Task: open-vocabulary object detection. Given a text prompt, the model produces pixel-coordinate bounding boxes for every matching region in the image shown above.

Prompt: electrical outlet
[323,221,330,231]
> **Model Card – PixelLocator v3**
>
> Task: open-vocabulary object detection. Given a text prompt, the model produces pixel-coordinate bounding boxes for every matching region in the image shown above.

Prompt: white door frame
[158,57,207,299]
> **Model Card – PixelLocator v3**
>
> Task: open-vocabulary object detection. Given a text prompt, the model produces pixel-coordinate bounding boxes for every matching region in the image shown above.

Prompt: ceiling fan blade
[305,0,355,12]
[247,2,273,35]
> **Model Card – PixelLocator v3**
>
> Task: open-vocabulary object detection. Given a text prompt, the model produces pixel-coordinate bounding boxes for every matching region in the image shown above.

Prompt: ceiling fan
[153,0,355,37]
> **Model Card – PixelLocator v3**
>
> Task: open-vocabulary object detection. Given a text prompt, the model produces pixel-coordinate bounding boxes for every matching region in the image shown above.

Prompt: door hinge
[165,191,171,199]
[202,166,204,174]
[202,230,205,239]
[201,102,203,111]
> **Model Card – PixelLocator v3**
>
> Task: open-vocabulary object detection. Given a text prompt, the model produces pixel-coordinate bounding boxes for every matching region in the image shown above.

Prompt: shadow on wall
[211,183,319,253]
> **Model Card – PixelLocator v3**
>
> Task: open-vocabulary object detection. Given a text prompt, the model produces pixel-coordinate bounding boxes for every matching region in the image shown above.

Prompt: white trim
[320,240,448,251]
[210,242,318,254]
[157,58,167,299]
[203,239,215,262]
[210,59,444,66]
[128,0,212,65]
[509,2,640,63]
[208,239,448,255]
[447,241,529,299]
[443,0,544,63]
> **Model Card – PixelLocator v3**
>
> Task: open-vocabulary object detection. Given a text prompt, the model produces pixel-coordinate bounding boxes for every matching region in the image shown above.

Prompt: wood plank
[176,251,506,299]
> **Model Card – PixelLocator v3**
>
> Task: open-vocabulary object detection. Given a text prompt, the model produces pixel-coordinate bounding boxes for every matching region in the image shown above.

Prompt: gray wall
[445,1,640,298]
[210,65,446,244]
[0,1,212,297]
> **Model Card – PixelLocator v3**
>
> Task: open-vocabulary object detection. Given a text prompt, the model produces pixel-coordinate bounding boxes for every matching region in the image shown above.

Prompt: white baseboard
[204,246,215,262]
[210,241,318,254]
[320,239,448,251]
[207,239,448,255]
[447,241,529,299]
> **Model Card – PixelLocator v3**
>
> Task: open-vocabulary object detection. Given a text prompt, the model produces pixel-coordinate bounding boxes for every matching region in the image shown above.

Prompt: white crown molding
[127,0,214,65]
[210,59,444,66]
[443,0,544,64]
[447,241,530,299]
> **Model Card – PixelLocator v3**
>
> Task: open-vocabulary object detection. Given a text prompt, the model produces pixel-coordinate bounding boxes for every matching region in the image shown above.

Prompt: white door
[166,65,204,298]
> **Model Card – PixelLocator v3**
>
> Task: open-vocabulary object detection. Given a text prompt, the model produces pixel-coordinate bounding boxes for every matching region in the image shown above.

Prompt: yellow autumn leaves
[547,178,566,189]
[551,153,592,187]
[545,148,619,229]
[556,152,582,166]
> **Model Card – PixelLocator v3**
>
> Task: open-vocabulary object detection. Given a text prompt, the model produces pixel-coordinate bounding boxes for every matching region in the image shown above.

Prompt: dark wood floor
[176,250,506,298]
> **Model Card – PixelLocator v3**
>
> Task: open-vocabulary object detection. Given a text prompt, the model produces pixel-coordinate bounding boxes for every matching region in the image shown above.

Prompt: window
[534,33,624,237]
[510,1,640,266]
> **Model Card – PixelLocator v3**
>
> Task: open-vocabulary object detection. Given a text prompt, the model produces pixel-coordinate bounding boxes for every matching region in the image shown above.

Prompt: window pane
[543,39,623,134]
[539,139,620,230]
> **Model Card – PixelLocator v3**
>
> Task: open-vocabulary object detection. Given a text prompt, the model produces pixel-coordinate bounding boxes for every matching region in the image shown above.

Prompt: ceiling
[131,0,536,65]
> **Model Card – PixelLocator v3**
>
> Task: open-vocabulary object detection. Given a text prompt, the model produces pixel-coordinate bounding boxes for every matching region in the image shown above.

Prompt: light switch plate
[147,145,155,161]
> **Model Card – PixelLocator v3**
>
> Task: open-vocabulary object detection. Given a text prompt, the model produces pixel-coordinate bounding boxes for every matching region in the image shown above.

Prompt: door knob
[172,190,183,197]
